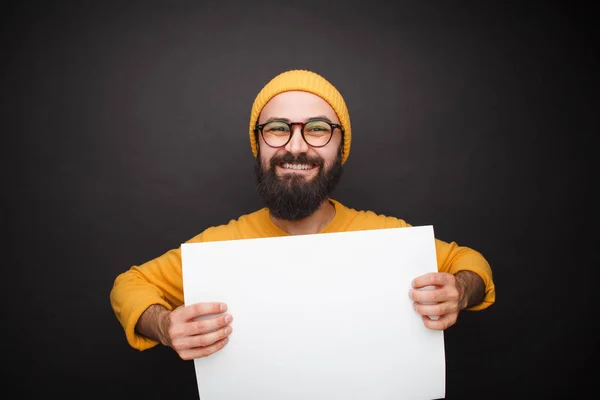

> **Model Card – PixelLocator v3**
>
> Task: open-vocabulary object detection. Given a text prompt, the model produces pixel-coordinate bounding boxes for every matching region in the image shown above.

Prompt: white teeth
[282,163,313,170]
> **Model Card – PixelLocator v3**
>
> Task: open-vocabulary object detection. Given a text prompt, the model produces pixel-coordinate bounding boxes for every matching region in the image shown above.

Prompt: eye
[264,122,290,133]
[305,121,331,134]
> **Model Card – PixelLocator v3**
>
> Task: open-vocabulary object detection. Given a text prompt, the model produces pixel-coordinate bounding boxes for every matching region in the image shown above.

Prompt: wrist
[138,304,172,346]
[454,270,486,310]
[454,272,469,310]
[154,306,172,347]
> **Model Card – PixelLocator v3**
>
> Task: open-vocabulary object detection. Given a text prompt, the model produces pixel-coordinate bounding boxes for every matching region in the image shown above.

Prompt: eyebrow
[264,115,335,123]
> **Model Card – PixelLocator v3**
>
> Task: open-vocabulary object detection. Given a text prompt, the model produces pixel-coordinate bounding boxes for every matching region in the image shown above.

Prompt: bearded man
[110,69,495,360]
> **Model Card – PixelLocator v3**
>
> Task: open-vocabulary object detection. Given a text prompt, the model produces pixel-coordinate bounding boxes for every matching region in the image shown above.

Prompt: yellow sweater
[110,198,495,351]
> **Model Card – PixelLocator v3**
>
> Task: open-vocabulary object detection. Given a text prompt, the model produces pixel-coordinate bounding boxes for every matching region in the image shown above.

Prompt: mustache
[268,153,324,169]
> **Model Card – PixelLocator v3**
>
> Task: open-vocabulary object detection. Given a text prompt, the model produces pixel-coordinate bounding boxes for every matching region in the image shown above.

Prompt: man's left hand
[409,272,467,330]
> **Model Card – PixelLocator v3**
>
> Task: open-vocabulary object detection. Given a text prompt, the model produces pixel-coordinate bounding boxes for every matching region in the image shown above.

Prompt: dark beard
[255,150,343,221]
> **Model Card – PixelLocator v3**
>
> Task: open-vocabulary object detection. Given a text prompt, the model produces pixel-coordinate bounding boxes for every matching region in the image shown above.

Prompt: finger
[171,302,227,323]
[421,313,458,331]
[185,313,233,336]
[413,301,458,317]
[412,272,453,289]
[409,287,448,303]
[178,336,230,361]
[173,325,233,353]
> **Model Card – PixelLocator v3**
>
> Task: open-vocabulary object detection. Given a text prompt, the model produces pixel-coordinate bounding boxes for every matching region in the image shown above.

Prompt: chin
[280,174,314,186]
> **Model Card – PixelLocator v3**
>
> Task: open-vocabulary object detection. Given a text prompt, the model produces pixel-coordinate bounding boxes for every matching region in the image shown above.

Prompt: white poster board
[181,225,445,399]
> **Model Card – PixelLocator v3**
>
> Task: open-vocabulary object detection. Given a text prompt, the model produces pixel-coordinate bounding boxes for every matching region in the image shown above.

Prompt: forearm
[435,239,495,310]
[135,304,171,346]
[454,270,486,310]
[110,246,187,350]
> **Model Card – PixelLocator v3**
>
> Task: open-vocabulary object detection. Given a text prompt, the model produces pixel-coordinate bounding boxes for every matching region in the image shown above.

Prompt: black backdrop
[2,1,596,399]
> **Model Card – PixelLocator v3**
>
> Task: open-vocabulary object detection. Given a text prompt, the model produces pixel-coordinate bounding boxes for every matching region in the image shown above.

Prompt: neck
[269,199,336,235]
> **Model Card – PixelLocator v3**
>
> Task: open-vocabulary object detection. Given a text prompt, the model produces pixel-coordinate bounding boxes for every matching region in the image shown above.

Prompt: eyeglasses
[255,119,343,148]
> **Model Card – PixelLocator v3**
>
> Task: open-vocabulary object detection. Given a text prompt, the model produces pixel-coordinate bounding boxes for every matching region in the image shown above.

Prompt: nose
[284,125,309,154]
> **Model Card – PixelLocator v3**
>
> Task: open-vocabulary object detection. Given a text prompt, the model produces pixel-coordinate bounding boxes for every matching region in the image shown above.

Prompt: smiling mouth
[278,162,318,171]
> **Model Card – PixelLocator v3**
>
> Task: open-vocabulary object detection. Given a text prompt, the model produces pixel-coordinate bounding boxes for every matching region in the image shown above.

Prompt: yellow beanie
[248,69,352,164]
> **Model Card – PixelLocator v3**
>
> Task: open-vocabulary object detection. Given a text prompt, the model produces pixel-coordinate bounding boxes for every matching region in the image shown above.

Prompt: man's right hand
[155,302,233,360]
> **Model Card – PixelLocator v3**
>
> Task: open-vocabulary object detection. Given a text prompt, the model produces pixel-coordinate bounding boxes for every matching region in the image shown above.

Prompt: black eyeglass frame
[254,119,344,148]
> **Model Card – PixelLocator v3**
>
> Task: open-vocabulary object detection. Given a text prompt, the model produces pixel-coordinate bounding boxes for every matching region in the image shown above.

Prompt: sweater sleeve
[109,241,195,351]
[110,218,249,351]
[434,239,495,311]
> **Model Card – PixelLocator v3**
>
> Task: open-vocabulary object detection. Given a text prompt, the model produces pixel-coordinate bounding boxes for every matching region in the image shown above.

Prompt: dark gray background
[2,0,596,399]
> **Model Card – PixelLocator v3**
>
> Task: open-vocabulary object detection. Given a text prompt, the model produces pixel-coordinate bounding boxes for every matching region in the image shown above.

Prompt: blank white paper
[181,225,445,400]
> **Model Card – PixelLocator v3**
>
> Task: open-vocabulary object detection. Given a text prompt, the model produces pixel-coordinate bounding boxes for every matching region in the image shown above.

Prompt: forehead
[258,91,339,123]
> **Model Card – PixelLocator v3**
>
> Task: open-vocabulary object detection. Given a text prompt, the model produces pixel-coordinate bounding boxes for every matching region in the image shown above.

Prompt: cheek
[260,156,271,169]
[258,142,273,165]
[323,134,343,165]
[319,148,340,168]
[260,151,280,170]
